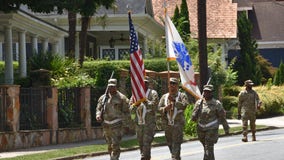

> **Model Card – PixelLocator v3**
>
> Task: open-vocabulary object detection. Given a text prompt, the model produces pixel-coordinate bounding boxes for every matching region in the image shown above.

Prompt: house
[0,0,164,84]
[0,8,68,84]
[229,0,284,67]
[0,0,241,84]
[33,0,165,60]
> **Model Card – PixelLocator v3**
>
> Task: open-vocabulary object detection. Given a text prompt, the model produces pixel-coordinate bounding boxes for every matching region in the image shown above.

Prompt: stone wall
[0,130,51,151]
[0,86,104,152]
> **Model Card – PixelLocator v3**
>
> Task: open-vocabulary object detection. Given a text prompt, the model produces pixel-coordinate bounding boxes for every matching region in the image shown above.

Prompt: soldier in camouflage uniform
[96,78,130,160]
[158,77,189,160]
[129,76,159,160]
[238,80,261,142]
[191,85,229,160]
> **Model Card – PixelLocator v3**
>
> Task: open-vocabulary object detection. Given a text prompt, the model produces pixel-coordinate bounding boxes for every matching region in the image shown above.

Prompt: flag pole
[164,1,171,92]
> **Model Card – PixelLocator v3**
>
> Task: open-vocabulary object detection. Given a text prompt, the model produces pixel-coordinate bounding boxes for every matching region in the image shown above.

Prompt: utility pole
[198,0,208,90]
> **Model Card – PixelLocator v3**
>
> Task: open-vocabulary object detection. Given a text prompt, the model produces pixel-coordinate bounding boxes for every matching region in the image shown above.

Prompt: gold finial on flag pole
[163,0,167,15]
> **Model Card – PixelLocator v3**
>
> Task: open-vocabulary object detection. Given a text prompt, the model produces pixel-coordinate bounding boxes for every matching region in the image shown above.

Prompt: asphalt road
[85,128,284,160]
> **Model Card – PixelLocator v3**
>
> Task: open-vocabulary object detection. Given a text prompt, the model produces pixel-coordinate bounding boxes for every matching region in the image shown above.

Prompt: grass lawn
[1,125,268,160]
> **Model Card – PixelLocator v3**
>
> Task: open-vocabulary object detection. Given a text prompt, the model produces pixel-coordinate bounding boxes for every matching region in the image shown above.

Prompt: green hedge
[83,59,178,87]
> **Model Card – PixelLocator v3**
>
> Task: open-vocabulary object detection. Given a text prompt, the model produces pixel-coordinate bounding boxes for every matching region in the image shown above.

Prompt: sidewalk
[1,116,284,159]
[227,115,284,128]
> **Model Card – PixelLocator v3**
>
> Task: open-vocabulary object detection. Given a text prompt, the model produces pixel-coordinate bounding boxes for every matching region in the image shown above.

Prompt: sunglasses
[170,82,178,85]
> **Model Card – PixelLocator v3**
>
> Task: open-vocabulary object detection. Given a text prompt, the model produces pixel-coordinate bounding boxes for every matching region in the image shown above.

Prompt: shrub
[184,104,197,137]
[223,86,240,97]
[222,96,238,119]
[222,96,238,111]
[256,86,284,118]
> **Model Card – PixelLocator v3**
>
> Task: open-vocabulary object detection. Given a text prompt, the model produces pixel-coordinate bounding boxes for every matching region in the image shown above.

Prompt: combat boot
[241,136,248,142]
[252,133,256,141]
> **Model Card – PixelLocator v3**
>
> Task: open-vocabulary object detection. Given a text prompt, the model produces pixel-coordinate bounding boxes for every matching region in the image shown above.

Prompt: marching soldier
[129,76,159,160]
[238,80,262,142]
[191,84,229,160]
[96,78,130,160]
[158,77,189,160]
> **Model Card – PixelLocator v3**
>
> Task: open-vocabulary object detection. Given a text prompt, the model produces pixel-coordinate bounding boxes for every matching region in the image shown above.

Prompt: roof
[96,0,153,16]
[0,9,68,41]
[152,0,237,39]
[249,1,284,42]
[23,1,163,41]
[233,0,274,8]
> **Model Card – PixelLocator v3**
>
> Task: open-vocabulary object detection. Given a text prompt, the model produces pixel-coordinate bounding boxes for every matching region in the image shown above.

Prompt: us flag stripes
[128,12,146,105]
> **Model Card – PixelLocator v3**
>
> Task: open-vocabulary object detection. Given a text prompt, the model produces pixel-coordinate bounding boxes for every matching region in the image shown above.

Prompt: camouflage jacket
[129,88,159,124]
[96,91,130,126]
[238,89,260,116]
[158,91,189,125]
[192,98,229,131]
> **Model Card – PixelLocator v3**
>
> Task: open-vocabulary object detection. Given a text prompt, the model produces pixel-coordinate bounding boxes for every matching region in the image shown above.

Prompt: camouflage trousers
[242,115,256,137]
[136,122,156,159]
[197,127,219,160]
[103,122,123,160]
[163,123,184,160]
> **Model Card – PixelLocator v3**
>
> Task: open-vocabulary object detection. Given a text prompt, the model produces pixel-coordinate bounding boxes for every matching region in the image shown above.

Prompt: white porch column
[31,34,38,53]
[152,40,156,56]
[4,25,14,84]
[75,32,79,60]
[143,36,148,58]
[19,30,27,78]
[43,38,49,53]
[14,43,19,61]
[52,40,59,54]
[59,36,65,57]
[0,42,3,61]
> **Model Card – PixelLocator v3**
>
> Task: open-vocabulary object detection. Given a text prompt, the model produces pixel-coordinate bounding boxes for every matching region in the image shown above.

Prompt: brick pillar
[46,87,58,144]
[3,85,20,132]
[80,87,92,139]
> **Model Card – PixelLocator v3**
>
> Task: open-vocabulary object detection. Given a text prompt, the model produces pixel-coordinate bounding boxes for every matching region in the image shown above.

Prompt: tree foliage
[171,0,190,41]
[256,55,276,83]
[172,5,180,28]
[179,0,190,36]
[273,61,284,85]
[235,12,262,85]
[0,0,21,12]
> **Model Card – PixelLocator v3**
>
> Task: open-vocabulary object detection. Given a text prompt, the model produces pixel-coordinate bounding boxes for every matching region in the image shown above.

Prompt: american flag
[128,12,146,105]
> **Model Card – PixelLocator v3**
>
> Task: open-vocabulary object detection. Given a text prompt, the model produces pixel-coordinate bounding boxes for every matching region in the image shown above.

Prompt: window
[100,45,130,60]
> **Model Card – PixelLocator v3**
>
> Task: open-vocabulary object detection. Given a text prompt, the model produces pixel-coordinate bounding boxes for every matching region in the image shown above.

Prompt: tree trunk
[67,11,76,58]
[79,16,90,67]
[198,0,208,90]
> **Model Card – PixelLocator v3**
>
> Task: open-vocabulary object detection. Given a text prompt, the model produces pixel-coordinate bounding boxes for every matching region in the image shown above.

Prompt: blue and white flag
[165,14,201,99]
